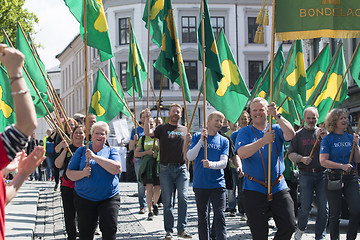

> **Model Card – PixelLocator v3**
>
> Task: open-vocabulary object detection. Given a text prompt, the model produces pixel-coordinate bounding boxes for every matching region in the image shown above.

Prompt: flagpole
[201,0,207,160]
[146,0,151,109]
[189,92,201,130]
[98,68,140,125]
[129,18,138,144]
[274,40,295,103]
[267,0,276,201]
[83,0,90,166]
[171,6,190,131]
[153,74,164,149]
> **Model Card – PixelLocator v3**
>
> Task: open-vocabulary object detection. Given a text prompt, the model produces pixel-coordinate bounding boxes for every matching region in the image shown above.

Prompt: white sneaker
[294,228,304,240]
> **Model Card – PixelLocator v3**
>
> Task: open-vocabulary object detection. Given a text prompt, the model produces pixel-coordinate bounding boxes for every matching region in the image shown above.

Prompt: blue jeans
[325,172,360,240]
[297,171,328,240]
[194,188,227,240]
[45,153,55,181]
[159,163,189,233]
[135,157,146,209]
[228,168,244,213]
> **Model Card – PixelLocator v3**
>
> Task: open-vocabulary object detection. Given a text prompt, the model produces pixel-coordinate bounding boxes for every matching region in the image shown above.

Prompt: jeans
[135,157,146,209]
[45,153,55,181]
[325,173,360,240]
[228,168,244,213]
[61,186,77,240]
[159,163,189,233]
[297,171,328,240]
[74,193,120,240]
[244,189,296,240]
[194,188,227,240]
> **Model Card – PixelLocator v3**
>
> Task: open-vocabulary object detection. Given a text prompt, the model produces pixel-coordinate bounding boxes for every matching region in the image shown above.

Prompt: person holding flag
[235,97,296,240]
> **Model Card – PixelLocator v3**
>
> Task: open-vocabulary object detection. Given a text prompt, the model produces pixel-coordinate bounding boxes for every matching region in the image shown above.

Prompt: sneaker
[153,204,159,216]
[294,228,304,240]
[147,212,154,221]
[165,232,173,239]
[139,208,145,214]
[229,211,236,217]
[53,183,58,191]
[177,230,192,238]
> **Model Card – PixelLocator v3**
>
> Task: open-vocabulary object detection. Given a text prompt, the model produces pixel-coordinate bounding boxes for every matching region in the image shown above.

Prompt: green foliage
[0,0,38,45]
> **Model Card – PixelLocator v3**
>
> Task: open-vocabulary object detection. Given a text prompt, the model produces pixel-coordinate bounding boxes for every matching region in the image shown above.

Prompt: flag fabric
[142,0,164,47]
[278,40,307,117]
[153,0,191,102]
[275,0,360,41]
[64,0,113,62]
[110,61,130,117]
[251,44,285,100]
[306,45,331,102]
[306,45,348,123]
[350,44,360,88]
[127,20,147,99]
[197,0,223,86]
[89,69,128,122]
[0,66,15,131]
[201,30,250,124]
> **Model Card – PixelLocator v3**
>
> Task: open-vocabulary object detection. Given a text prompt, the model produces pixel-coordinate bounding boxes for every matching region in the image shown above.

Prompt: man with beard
[289,107,328,240]
[144,104,192,239]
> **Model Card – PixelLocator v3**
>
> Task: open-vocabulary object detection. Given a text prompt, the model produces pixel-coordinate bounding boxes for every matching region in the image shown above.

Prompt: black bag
[126,149,137,182]
[326,171,342,190]
[224,161,233,190]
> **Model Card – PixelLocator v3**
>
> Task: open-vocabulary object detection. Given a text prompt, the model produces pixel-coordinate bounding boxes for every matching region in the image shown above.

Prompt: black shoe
[229,211,236,217]
[147,212,153,221]
[53,183,58,191]
[153,204,159,216]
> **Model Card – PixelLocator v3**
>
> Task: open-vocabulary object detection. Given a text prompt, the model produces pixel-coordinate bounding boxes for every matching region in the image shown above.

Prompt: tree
[0,0,38,45]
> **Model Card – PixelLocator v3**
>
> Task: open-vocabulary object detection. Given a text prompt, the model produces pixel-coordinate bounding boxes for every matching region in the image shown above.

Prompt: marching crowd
[0,44,360,240]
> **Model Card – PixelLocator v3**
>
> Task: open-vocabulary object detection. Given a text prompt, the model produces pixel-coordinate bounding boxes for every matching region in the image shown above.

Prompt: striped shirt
[0,125,29,162]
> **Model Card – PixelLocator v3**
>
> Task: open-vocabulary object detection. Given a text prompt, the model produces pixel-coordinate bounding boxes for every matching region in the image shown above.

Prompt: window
[211,16,225,37]
[248,17,257,44]
[184,61,197,89]
[154,65,169,90]
[248,61,263,89]
[119,18,129,45]
[119,62,127,91]
[182,16,197,43]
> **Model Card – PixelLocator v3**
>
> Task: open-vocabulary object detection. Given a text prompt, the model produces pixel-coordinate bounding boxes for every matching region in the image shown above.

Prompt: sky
[23,0,79,69]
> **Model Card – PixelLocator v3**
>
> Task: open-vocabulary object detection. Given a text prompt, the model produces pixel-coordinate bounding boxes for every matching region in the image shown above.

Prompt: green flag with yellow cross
[89,69,129,122]
[0,65,15,131]
[127,20,147,99]
[153,0,191,102]
[142,0,164,47]
[306,45,348,123]
[64,0,113,62]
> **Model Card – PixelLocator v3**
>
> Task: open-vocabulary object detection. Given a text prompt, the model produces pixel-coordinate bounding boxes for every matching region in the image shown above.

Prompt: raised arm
[268,102,295,141]
[54,140,69,169]
[237,130,274,159]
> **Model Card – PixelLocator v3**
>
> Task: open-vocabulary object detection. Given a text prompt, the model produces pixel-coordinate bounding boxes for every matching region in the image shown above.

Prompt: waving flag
[0,66,15,131]
[110,61,130,117]
[143,0,164,47]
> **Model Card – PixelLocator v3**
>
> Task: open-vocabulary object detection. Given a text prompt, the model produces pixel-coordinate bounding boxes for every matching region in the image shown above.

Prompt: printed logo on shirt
[334,142,351,148]
[167,131,184,136]
[202,143,221,151]
[302,138,316,145]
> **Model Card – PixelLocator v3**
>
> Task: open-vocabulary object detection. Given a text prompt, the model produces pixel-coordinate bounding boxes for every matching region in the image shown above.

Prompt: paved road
[4,181,357,239]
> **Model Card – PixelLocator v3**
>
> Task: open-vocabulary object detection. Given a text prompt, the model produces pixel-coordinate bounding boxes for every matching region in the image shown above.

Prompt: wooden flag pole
[267,0,276,201]
[153,74,164,150]
[349,117,360,164]
[146,0,151,109]
[98,68,139,125]
[189,92,201,130]
[83,0,90,166]
[201,0,207,160]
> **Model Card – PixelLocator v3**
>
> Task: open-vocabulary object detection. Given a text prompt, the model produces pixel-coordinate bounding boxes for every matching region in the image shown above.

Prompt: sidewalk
[5,181,355,239]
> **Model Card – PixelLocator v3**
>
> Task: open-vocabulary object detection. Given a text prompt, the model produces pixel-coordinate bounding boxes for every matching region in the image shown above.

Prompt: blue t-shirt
[230,129,240,147]
[190,132,229,189]
[235,124,288,195]
[67,144,120,201]
[320,132,357,169]
[130,126,144,141]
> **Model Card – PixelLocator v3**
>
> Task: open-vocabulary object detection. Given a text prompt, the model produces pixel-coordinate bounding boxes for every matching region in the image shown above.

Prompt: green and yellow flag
[142,0,164,47]
[110,61,130,117]
[306,44,331,102]
[201,29,250,124]
[278,40,307,117]
[89,69,129,122]
[64,0,113,62]
[350,43,360,88]
[275,0,360,41]
[197,0,223,85]
[306,45,348,123]
[0,66,15,131]
[127,20,147,99]
[153,0,191,102]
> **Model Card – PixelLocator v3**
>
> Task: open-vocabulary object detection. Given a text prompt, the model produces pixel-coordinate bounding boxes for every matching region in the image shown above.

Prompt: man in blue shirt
[235,97,296,240]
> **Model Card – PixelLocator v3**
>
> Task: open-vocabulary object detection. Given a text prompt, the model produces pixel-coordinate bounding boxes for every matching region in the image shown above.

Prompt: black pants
[61,186,77,240]
[74,193,120,240]
[244,189,296,240]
